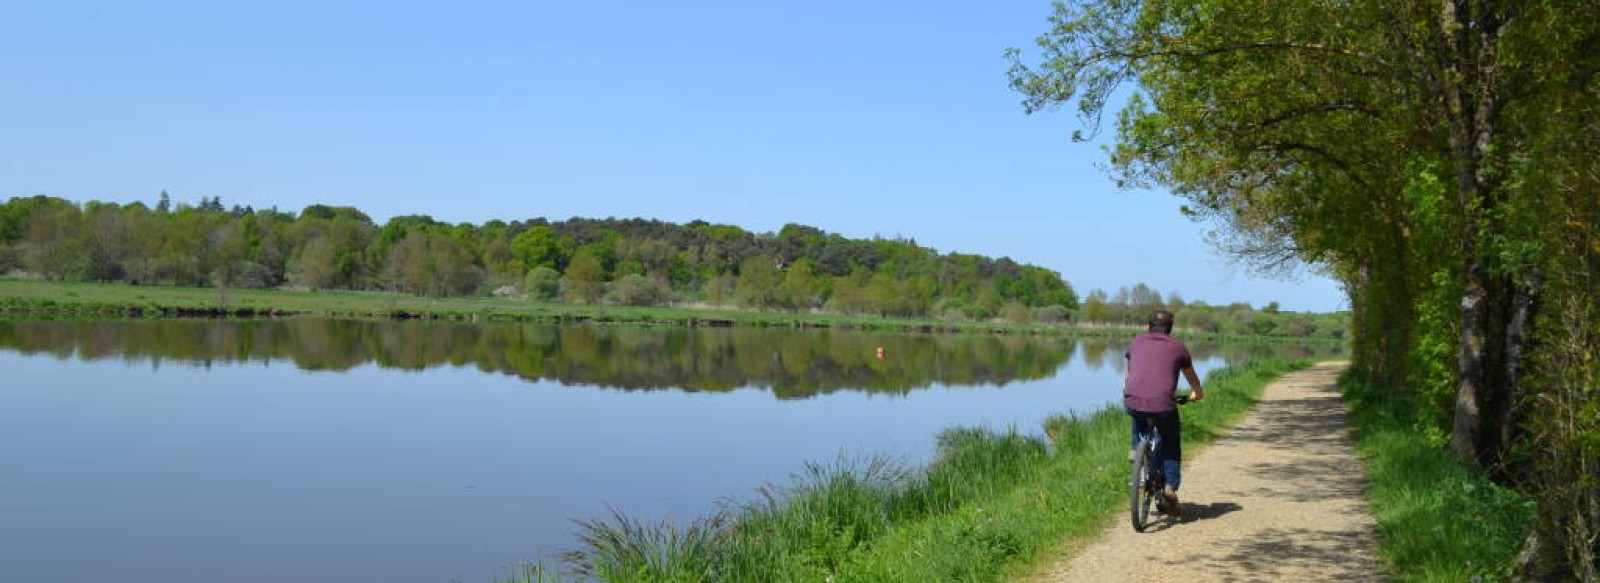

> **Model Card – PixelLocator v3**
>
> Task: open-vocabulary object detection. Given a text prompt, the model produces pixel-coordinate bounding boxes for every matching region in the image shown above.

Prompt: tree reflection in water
[0,318,1345,399]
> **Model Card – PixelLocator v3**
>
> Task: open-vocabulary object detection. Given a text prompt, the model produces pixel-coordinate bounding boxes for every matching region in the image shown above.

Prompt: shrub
[524,266,560,301]
[607,274,666,306]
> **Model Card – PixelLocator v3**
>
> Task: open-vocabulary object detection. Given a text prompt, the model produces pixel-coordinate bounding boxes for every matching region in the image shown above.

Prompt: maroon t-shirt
[1123,332,1193,412]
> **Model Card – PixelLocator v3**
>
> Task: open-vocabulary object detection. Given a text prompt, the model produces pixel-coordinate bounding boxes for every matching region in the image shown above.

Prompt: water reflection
[0,318,1345,398]
[0,319,1348,583]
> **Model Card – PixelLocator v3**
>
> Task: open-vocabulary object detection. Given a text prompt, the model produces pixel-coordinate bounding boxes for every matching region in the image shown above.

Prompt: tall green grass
[484,563,561,583]
[520,360,1305,582]
[1340,369,1534,581]
[565,507,728,582]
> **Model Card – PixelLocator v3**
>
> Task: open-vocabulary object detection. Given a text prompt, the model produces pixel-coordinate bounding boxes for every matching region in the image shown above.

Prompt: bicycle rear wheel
[1129,440,1155,532]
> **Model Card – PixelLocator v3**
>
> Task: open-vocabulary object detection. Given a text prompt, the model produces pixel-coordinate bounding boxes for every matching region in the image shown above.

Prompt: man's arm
[1181,365,1205,402]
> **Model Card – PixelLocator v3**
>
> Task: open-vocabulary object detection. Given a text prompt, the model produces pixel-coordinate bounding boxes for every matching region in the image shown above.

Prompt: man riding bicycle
[1125,310,1205,516]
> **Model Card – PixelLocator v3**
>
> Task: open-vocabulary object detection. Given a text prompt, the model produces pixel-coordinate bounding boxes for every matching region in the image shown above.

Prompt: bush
[1030,304,1071,323]
[0,246,18,273]
[524,266,560,301]
[607,274,666,307]
[1002,301,1030,323]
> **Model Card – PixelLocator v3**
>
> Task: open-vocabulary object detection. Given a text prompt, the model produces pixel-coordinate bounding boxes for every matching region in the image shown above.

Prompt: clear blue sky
[1,0,1346,312]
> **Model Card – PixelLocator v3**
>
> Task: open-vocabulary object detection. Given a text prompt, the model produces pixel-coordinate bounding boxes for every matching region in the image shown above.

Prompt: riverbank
[498,360,1307,582]
[0,279,1341,343]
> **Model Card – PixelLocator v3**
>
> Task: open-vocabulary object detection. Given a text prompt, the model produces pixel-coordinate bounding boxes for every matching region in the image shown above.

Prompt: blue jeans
[1127,407,1183,490]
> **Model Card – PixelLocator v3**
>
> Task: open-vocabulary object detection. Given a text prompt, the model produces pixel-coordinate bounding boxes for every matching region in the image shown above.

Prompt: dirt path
[1032,361,1385,582]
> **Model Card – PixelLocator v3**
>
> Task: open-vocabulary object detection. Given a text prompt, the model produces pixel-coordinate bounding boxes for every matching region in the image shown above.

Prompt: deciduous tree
[561,251,605,304]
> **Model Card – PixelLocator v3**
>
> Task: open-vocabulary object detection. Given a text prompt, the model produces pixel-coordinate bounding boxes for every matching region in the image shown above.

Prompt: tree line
[0,192,1078,320]
[1010,0,1597,577]
[1077,282,1348,340]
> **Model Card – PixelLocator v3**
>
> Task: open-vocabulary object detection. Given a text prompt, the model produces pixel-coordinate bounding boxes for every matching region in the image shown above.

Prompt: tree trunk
[1492,269,1540,468]
[1514,527,1574,582]
[1450,254,1489,463]
[1441,0,1508,468]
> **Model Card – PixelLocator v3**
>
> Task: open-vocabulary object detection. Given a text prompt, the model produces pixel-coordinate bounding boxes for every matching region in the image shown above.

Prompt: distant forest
[0,193,1343,338]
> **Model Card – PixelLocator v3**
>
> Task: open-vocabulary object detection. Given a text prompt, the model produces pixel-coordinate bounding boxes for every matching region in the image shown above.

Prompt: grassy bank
[0,278,1096,332]
[0,279,1343,346]
[500,360,1306,582]
[1340,369,1534,581]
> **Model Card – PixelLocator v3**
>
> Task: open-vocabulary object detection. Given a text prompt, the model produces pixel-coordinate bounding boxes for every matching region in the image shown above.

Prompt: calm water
[0,318,1342,582]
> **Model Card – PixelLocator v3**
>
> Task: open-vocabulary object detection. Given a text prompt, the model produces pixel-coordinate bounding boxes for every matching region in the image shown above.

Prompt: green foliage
[298,204,371,223]
[1080,289,1110,324]
[1002,300,1030,323]
[1341,369,1534,581]
[566,507,725,582]
[1029,304,1071,323]
[716,458,910,580]
[824,272,872,316]
[1010,1,1598,572]
[0,197,1342,353]
[700,271,735,306]
[1514,119,1600,578]
[734,255,784,309]
[561,251,605,304]
[1074,284,1346,340]
[0,197,1097,320]
[383,233,481,297]
[1405,171,1464,446]
[510,225,570,271]
[866,273,933,318]
[564,431,1050,583]
[287,236,338,290]
[524,266,560,301]
[782,257,823,310]
[606,274,666,307]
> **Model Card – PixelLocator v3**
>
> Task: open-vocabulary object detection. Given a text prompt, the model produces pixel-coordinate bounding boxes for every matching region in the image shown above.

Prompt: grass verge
[503,360,1306,582]
[1340,368,1534,581]
[0,278,1116,333]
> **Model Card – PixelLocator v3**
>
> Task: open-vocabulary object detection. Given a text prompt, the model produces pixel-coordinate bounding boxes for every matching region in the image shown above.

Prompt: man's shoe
[1128,449,1138,462]
[1162,488,1182,518]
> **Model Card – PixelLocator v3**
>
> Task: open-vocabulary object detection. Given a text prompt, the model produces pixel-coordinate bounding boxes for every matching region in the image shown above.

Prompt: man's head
[1148,310,1174,333]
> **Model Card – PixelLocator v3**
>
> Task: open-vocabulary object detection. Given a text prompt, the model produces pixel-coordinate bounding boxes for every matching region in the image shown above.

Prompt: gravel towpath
[1033,361,1386,582]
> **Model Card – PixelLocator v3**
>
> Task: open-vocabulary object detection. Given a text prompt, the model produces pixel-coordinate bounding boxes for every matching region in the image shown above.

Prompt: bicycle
[1129,395,1190,532]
